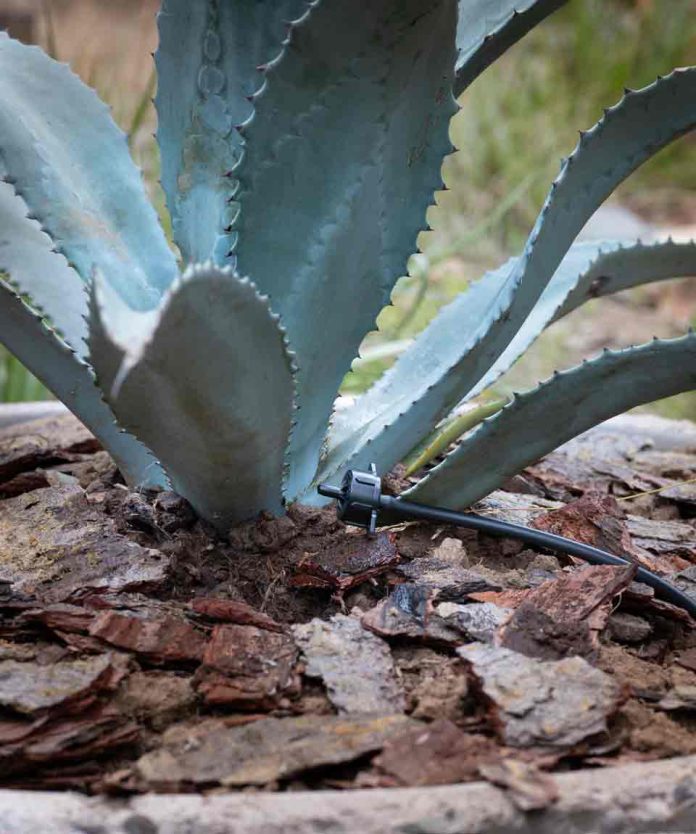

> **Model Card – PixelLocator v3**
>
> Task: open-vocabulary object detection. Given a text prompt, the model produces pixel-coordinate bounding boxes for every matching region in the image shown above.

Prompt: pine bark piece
[499,564,636,661]
[293,614,405,714]
[190,598,284,633]
[437,602,512,643]
[478,759,559,811]
[88,611,206,664]
[0,654,114,715]
[361,585,462,646]
[373,719,499,787]
[0,485,171,601]
[289,531,399,592]
[0,414,98,485]
[194,624,299,710]
[459,644,622,749]
[135,714,415,789]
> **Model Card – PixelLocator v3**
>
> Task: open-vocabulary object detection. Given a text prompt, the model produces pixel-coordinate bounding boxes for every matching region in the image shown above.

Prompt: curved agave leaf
[0,181,87,357]
[155,0,310,265]
[406,333,696,509]
[89,265,297,528]
[233,0,458,500]
[0,280,167,489]
[465,237,696,402]
[318,69,696,495]
[455,0,568,95]
[0,33,177,310]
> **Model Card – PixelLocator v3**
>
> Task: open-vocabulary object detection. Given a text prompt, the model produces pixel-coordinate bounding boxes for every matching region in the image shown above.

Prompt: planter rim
[0,754,695,833]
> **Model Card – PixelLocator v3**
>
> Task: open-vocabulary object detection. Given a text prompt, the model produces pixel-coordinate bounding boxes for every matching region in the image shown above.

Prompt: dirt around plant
[0,413,694,803]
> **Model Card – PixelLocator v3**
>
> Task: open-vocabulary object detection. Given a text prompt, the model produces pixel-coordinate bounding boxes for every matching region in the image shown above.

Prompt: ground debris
[115,672,196,730]
[397,537,502,600]
[373,719,498,786]
[499,564,636,661]
[436,601,512,643]
[88,611,207,664]
[625,515,696,562]
[293,614,404,714]
[0,654,118,715]
[459,644,622,749]
[290,531,399,593]
[190,597,284,633]
[0,485,171,601]
[478,758,559,812]
[194,623,299,709]
[606,612,653,644]
[0,414,98,487]
[361,584,461,646]
[392,647,469,722]
[135,713,415,789]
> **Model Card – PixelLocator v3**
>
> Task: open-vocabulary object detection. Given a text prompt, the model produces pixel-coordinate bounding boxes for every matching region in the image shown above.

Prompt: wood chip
[293,614,405,714]
[459,644,621,749]
[478,758,559,811]
[290,531,399,592]
[0,654,114,715]
[0,486,171,601]
[436,602,512,643]
[89,611,206,664]
[361,584,462,646]
[194,624,299,709]
[190,597,284,633]
[373,719,498,786]
[499,564,636,661]
[135,714,415,788]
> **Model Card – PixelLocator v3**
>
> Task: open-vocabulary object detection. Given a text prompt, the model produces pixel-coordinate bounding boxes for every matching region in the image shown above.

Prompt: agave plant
[0,1,695,530]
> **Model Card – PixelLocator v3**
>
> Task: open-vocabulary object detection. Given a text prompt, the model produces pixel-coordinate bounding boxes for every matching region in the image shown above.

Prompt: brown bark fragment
[88,612,206,663]
[190,597,284,633]
[0,486,171,601]
[195,624,299,709]
[374,720,498,786]
[135,714,415,788]
[361,584,462,646]
[478,759,559,811]
[500,565,636,661]
[290,531,399,592]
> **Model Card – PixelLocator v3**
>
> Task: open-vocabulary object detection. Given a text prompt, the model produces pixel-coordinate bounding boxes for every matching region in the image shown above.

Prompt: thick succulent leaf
[406,333,696,509]
[465,237,696,402]
[455,0,568,95]
[154,0,310,265]
[0,33,176,310]
[0,280,167,489]
[0,181,88,357]
[318,69,696,495]
[89,265,297,528]
[233,0,458,500]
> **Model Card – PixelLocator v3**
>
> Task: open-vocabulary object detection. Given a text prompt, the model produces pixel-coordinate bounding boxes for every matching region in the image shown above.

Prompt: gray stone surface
[0,755,694,833]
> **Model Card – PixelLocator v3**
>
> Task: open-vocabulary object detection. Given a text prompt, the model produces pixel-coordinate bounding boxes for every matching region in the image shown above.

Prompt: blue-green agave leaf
[465,237,696,402]
[406,332,696,509]
[89,265,297,528]
[154,0,310,265]
[0,279,167,489]
[455,0,568,95]
[318,69,696,494]
[0,33,177,310]
[0,181,88,357]
[233,0,458,500]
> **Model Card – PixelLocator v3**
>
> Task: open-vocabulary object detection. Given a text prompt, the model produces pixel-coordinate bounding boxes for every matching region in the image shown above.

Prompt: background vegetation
[1,0,695,419]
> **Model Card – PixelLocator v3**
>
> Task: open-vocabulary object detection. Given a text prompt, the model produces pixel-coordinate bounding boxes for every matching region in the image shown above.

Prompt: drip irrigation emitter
[318,465,696,618]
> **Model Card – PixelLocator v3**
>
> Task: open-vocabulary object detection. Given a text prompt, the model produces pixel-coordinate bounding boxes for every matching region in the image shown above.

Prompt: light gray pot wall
[0,401,67,429]
[0,755,695,834]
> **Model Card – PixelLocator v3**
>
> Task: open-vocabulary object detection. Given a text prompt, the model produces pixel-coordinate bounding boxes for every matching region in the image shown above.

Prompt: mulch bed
[0,412,694,808]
